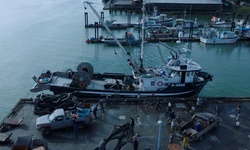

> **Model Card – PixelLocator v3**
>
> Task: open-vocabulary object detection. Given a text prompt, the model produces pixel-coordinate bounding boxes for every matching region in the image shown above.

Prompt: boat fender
[157,81,164,86]
[79,82,85,88]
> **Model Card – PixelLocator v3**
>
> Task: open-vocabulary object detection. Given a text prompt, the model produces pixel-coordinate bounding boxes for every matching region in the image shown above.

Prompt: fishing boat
[30,1,213,98]
[102,31,140,45]
[134,7,173,29]
[200,28,239,44]
[146,7,174,27]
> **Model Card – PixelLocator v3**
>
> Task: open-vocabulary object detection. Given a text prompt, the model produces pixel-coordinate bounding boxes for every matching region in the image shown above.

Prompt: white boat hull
[200,37,238,44]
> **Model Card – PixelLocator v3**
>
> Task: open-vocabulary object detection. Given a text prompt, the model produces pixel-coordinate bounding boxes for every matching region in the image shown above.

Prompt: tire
[41,128,50,137]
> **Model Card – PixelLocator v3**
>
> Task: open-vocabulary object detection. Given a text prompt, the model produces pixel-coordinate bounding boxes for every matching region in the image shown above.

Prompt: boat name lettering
[171,83,185,87]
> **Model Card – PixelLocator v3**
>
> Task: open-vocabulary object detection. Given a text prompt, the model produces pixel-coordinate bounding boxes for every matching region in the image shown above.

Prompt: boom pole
[84,1,140,72]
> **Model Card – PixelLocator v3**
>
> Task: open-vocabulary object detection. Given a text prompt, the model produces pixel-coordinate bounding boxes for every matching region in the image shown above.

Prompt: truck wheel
[41,128,50,137]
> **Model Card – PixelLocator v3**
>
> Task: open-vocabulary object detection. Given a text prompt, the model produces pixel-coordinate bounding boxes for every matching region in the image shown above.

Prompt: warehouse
[143,0,223,11]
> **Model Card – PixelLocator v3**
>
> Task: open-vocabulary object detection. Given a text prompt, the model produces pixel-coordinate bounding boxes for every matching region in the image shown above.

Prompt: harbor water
[0,0,250,120]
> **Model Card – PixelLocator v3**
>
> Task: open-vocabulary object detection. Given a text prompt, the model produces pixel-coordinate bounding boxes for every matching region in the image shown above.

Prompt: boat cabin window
[170,71,180,77]
[170,71,176,77]
[151,81,155,86]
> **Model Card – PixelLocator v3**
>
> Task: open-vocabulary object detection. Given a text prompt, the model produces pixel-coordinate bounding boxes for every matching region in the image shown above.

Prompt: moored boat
[134,7,174,28]
[172,18,200,29]
[210,16,232,28]
[200,28,239,44]
[102,31,140,45]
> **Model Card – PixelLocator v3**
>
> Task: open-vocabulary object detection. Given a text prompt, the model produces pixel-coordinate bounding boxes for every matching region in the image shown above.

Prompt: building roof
[144,0,222,4]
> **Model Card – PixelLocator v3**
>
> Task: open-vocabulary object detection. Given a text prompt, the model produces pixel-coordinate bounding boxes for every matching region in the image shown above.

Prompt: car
[180,112,219,142]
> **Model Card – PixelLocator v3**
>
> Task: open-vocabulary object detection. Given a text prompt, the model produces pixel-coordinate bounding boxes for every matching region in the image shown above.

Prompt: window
[55,116,63,122]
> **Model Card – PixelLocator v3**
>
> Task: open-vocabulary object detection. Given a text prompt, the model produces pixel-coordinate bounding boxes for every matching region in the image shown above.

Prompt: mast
[84,1,140,73]
[139,0,146,72]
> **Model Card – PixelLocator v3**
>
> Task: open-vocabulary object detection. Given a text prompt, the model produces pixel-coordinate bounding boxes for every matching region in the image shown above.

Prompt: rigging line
[114,49,131,75]
[157,43,165,64]
[82,6,86,59]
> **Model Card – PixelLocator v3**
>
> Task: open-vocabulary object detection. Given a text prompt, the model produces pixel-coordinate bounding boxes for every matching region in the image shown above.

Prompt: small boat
[200,28,239,44]
[210,16,232,28]
[172,18,200,29]
[102,31,140,45]
[134,7,174,28]
[86,19,134,29]
[104,19,134,29]
[30,2,213,98]
[146,26,184,39]
[134,18,163,28]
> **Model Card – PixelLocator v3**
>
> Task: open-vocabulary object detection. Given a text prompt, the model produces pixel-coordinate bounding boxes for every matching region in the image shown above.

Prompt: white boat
[30,1,213,98]
[210,16,232,28]
[200,28,239,44]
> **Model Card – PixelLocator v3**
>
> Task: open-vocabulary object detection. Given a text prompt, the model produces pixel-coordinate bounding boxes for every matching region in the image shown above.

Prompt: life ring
[79,82,85,88]
[157,81,164,86]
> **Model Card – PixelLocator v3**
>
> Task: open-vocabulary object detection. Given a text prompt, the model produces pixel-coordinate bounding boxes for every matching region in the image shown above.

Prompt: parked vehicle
[36,108,91,136]
[180,112,219,142]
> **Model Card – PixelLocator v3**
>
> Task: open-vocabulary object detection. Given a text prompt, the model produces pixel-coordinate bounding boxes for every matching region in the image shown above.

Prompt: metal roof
[144,0,222,4]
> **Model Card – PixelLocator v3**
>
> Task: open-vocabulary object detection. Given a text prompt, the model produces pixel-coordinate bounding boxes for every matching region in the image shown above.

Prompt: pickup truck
[180,112,219,142]
[36,108,91,136]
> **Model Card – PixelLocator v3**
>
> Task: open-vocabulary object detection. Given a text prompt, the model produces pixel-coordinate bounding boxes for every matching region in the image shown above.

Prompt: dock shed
[144,0,222,11]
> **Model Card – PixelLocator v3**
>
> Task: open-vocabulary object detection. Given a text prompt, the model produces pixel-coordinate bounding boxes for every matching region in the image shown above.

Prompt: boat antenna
[84,1,141,73]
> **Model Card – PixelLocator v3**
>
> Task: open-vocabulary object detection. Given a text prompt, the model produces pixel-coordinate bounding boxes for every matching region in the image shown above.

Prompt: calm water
[0,0,250,120]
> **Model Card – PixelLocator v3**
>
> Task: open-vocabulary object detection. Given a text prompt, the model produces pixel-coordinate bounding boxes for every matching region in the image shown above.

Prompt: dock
[86,36,250,44]
[1,97,250,150]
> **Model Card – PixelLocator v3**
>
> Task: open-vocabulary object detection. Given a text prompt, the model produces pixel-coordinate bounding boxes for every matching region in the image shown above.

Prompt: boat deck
[1,98,250,150]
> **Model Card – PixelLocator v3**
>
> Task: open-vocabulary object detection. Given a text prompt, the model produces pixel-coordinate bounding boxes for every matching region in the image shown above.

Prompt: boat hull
[48,79,211,98]
[104,40,140,45]
[200,37,238,44]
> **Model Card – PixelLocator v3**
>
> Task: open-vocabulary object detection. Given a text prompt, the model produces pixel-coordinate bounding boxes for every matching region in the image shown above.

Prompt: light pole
[157,120,163,150]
